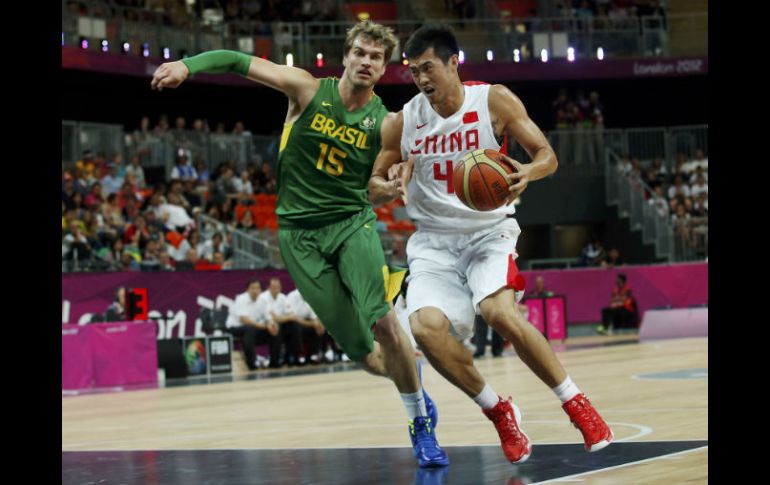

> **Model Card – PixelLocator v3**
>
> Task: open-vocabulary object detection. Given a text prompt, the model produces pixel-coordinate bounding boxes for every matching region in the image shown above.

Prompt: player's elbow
[547,148,559,175]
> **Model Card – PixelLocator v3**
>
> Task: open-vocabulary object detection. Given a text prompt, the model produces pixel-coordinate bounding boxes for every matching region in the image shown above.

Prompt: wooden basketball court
[62,336,707,484]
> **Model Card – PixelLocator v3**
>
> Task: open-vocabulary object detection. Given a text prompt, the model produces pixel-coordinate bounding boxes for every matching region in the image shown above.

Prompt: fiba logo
[211,340,229,355]
[185,340,207,374]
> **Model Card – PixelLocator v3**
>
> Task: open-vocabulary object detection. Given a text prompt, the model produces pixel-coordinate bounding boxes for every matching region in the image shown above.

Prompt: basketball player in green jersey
[150,21,448,467]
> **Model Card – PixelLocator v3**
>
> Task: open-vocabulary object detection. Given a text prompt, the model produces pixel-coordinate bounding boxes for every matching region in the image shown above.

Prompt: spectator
[667,175,691,200]
[105,287,128,321]
[643,168,661,193]
[123,215,153,250]
[102,194,126,230]
[156,193,195,233]
[693,192,708,216]
[212,251,232,270]
[226,279,281,370]
[63,224,92,262]
[579,238,607,266]
[671,203,693,256]
[175,248,200,271]
[214,167,240,204]
[100,164,124,197]
[258,277,302,366]
[236,209,257,233]
[124,155,146,189]
[651,156,667,183]
[601,248,624,267]
[194,159,211,184]
[690,173,708,198]
[120,251,140,271]
[285,287,326,364]
[688,165,707,185]
[527,276,554,298]
[233,169,254,201]
[199,232,229,261]
[154,114,170,136]
[84,182,104,210]
[158,250,175,271]
[597,273,638,335]
[682,148,708,174]
[254,162,277,194]
[648,185,669,217]
[170,150,198,182]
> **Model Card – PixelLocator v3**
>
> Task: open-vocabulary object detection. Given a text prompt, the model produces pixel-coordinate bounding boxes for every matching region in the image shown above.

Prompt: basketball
[453,148,517,211]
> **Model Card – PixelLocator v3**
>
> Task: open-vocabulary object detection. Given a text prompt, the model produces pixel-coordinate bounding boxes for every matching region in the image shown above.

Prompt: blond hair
[343,21,399,62]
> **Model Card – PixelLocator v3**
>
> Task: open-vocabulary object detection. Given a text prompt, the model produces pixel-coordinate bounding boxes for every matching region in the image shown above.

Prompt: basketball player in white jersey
[369,24,613,463]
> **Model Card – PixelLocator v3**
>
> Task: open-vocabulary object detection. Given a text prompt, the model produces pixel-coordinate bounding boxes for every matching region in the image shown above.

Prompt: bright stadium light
[286,53,294,67]
[513,49,521,63]
[163,47,171,59]
[597,47,605,60]
[62,32,65,46]
[122,41,130,54]
[316,52,324,68]
[80,37,88,50]
[540,48,548,62]
[567,47,575,62]
[142,43,150,57]
[486,49,494,62]
[458,50,465,64]
[101,39,109,53]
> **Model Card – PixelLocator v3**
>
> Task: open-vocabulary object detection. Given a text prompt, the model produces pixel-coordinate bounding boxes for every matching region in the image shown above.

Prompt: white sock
[472,384,500,409]
[552,376,581,404]
[400,390,428,420]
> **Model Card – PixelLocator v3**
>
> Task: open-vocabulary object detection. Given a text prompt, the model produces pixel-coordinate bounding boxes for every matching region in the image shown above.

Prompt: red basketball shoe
[482,396,532,463]
[562,393,614,452]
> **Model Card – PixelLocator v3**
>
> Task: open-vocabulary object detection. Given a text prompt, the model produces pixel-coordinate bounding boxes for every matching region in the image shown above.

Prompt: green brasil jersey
[276,78,388,228]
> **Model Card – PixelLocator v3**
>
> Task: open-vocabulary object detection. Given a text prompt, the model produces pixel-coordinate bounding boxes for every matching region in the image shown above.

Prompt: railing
[63,1,706,67]
[196,214,284,269]
[63,122,280,175]
[525,258,581,270]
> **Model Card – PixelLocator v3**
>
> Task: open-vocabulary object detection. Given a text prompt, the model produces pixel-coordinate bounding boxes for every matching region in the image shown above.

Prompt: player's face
[342,36,388,89]
[408,48,459,102]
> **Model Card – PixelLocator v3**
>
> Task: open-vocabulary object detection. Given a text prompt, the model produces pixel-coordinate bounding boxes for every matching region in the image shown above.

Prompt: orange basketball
[453,148,516,211]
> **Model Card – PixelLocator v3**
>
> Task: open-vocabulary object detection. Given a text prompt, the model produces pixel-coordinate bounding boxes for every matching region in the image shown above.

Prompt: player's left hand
[499,154,529,205]
[387,157,413,204]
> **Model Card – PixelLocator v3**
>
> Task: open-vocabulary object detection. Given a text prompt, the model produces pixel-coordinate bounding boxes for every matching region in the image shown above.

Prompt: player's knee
[373,321,399,347]
[484,307,526,340]
[345,341,373,363]
[410,309,446,346]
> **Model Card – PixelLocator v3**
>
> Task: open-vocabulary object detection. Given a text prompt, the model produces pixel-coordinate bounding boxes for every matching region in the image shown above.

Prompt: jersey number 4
[316,143,346,176]
[433,160,454,194]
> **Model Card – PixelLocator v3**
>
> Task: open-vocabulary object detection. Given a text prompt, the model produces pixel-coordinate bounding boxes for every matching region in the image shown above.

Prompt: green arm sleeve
[180,50,252,76]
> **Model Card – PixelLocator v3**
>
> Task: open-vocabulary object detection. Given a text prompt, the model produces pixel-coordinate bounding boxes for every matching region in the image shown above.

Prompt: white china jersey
[400,83,515,233]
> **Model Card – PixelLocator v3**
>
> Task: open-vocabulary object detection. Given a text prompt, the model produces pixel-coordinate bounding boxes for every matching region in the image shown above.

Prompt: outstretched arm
[151,50,319,104]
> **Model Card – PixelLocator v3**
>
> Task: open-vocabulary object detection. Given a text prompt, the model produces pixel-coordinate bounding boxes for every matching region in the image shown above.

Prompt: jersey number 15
[316,143,346,176]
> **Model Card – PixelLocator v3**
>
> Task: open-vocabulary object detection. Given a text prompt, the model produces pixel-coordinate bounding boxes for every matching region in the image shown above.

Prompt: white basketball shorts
[405,218,525,340]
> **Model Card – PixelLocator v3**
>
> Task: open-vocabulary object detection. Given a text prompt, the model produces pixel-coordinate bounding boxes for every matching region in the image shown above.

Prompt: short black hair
[617,274,627,283]
[247,279,262,289]
[404,24,459,63]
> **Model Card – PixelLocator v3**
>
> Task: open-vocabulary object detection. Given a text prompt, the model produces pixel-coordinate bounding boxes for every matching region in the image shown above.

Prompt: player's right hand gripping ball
[453,149,517,211]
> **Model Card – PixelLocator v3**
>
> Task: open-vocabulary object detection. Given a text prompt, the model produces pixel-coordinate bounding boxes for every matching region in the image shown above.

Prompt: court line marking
[62,439,708,452]
[530,445,708,485]
[63,420,652,448]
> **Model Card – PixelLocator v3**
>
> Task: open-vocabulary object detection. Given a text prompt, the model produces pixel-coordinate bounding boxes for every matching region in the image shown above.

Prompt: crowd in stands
[66,0,343,29]
[62,116,281,272]
[554,0,666,24]
[618,148,708,257]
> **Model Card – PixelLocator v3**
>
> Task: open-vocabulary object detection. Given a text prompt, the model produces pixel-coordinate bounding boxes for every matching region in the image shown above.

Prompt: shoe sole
[587,430,614,453]
[508,404,532,464]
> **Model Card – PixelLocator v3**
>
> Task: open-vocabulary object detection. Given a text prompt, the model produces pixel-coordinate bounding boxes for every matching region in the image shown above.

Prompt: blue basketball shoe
[409,416,450,468]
